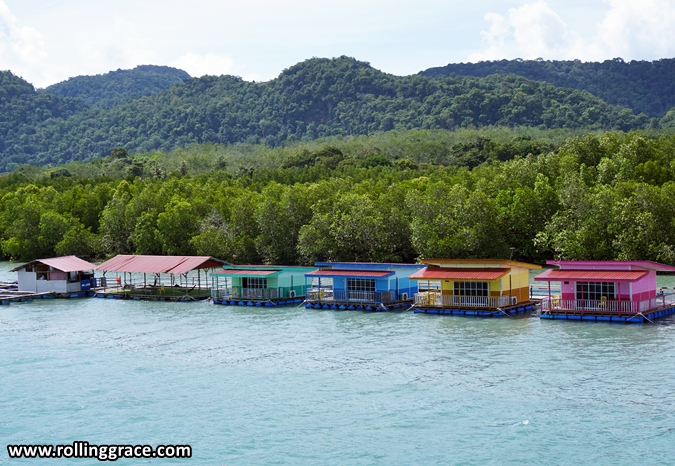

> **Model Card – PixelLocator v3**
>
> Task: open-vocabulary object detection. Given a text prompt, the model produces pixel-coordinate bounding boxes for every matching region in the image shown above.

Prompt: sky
[1,0,674,88]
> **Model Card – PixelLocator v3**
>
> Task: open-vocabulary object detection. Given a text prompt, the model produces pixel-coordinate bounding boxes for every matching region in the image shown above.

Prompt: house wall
[17,270,37,292]
[558,270,657,302]
[632,272,657,300]
[36,279,68,293]
[507,268,531,303]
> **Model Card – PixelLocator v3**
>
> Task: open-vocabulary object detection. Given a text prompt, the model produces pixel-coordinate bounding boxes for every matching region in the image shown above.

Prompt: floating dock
[214,298,305,307]
[304,301,412,311]
[95,286,211,302]
[413,302,538,317]
[540,304,675,323]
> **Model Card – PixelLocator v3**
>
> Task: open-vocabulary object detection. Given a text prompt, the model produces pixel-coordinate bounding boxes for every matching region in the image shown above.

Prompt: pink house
[534,260,675,323]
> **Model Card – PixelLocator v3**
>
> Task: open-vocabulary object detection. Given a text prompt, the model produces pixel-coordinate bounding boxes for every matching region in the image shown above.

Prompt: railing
[211,286,305,300]
[540,293,675,314]
[305,288,399,304]
[414,292,517,308]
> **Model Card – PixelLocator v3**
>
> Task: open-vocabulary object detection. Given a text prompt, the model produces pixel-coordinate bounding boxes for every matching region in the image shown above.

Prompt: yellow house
[410,259,541,316]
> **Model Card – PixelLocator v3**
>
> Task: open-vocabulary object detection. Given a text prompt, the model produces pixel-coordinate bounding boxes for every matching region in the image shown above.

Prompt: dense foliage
[420,57,675,118]
[0,57,648,171]
[1,129,675,266]
[41,65,190,108]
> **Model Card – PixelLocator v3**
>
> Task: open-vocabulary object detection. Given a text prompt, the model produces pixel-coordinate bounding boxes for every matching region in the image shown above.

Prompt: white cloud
[595,0,675,58]
[469,0,675,62]
[0,1,45,81]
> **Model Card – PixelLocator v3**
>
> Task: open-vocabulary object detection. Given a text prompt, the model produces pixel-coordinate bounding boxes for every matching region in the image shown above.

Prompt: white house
[11,256,97,293]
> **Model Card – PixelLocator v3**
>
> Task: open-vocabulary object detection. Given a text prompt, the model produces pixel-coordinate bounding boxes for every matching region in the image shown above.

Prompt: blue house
[304,262,424,311]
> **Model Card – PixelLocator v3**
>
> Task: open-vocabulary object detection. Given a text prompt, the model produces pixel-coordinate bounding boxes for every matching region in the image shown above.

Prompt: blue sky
[1,0,673,87]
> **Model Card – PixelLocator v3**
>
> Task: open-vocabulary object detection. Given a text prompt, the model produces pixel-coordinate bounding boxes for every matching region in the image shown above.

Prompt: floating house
[410,259,541,317]
[211,266,317,307]
[303,262,424,311]
[535,260,675,323]
[10,256,97,297]
[95,255,227,301]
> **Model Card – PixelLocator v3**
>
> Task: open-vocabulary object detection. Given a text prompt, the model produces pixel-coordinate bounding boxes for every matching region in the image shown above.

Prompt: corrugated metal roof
[421,259,541,269]
[410,267,510,280]
[10,256,96,272]
[96,255,226,274]
[534,269,648,282]
[545,260,675,272]
[211,269,281,277]
[314,262,422,268]
[305,270,394,278]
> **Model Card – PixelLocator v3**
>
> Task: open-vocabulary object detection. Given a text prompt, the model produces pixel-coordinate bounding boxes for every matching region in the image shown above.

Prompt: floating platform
[96,287,211,302]
[213,298,305,307]
[304,301,412,311]
[0,288,97,305]
[413,302,537,317]
[540,305,675,324]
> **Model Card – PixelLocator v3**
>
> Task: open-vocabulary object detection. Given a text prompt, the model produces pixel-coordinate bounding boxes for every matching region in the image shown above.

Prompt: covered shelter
[11,256,97,294]
[534,260,675,322]
[210,266,317,306]
[95,255,227,301]
[410,259,541,316]
[304,262,424,311]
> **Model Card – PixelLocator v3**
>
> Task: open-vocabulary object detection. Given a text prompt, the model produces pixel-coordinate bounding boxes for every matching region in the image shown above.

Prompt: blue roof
[314,262,423,270]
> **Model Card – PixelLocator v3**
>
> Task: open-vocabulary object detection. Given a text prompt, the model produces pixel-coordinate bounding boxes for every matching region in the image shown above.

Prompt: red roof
[10,256,96,272]
[305,270,394,278]
[96,255,226,274]
[211,269,280,277]
[534,269,648,282]
[410,267,510,280]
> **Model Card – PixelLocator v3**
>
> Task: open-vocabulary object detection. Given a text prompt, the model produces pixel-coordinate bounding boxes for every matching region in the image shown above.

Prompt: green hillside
[0,57,649,171]
[420,57,675,118]
[41,65,190,108]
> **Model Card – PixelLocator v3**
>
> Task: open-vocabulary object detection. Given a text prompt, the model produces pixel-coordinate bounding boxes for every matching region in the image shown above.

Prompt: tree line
[1,129,675,266]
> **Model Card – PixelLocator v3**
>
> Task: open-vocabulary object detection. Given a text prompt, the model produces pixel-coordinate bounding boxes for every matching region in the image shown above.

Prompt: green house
[211,266,317,307]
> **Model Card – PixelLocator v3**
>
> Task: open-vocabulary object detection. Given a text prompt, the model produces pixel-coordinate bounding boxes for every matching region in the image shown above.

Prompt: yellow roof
[420,259,541,270]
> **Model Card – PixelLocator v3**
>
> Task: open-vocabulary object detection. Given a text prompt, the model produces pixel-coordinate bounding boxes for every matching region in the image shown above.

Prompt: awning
[96,255,227,274]
[10,256,96,273]
[305,270,394,279]
[409,267,510,280]
[534,269,648,282]
[211,269,281,277]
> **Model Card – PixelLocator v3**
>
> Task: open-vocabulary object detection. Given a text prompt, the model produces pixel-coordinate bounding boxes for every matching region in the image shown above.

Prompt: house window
[454,281,489,297]
[243,277,267,289]
[347,278,376,292]
[576,282,615,301]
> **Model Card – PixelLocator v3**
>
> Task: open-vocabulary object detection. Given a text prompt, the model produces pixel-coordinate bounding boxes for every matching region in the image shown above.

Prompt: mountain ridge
[0,56,662,171]
[420,57,675,118]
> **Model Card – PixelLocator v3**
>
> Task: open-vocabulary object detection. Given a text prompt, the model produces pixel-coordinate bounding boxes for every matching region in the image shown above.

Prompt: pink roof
[306,270,393,278]
[96,255,226,274]
[546,260,675,272]
[535,269,648,282]
[10,256,96,272]
[211,269,280,276]
[410,267,510,280]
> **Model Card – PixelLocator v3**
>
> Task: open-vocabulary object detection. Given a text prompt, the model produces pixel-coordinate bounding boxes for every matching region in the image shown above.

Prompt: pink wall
[557,270,657,301]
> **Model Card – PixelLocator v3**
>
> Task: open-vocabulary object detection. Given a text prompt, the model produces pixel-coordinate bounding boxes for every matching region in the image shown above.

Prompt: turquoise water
[2,266,675,465]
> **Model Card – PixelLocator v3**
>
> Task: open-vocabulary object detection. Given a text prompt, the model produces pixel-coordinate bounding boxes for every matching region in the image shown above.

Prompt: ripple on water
[2,296,675,465]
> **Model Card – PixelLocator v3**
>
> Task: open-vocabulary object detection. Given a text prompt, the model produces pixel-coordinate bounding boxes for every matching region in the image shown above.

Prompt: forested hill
[41,65,191,108]
[420,58,675,118]
[0,57,650,171]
